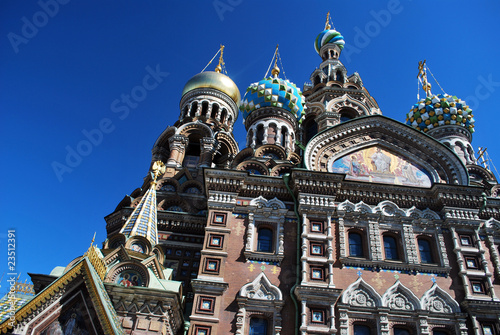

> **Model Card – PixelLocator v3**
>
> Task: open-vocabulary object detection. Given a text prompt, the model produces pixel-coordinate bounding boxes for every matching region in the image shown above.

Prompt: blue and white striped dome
[314,29,345,53]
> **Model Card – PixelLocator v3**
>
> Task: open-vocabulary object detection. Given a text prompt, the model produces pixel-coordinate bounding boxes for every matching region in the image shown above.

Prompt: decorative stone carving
[382,280,420,310]
[341,277,381,307]
[420,283,460,313]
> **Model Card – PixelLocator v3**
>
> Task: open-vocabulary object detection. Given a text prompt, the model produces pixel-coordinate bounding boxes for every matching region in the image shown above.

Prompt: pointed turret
[119,161,165,250]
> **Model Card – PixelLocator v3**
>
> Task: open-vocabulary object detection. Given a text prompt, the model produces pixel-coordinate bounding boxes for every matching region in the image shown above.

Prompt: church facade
[2,16,500,335]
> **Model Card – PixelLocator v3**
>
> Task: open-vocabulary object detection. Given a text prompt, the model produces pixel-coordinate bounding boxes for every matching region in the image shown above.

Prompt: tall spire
[120,161,165,246]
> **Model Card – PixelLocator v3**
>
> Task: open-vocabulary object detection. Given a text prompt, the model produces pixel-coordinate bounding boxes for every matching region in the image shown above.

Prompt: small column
[300,300,307,333]
[262,125,269,145]
[167,135,188,167]
[245,213,255,252]
[276,127,282,145]
[368,219,382,261]
[475,228,498,300]
[418,316,430,335]
[301,213,308,284]
[329,303,336,332]
[198,137,219,168]
[326,214,335,287]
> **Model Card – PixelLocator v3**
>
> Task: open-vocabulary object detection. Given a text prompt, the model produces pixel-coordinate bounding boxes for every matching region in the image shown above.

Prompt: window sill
[340,257,451,275]
[245,251,284,264]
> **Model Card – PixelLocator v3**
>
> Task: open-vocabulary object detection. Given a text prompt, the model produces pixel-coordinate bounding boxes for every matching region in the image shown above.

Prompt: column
[167,135,188,167]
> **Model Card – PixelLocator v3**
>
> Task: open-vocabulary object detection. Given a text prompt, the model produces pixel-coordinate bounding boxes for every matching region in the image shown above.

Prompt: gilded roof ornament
[417,60,432,97]
[325,11,331,30]
[271,44,280,78]
[215,44,225,73]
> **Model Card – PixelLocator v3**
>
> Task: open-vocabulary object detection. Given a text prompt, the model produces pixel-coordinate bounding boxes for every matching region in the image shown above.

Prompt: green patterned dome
[406,94,475,134]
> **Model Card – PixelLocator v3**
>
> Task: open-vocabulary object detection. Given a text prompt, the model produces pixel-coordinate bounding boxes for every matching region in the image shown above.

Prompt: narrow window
[349,232,364,257]
[418,238,434,263]
[383,235,399,260]
[257,228,273,253]
[249,317,268,335]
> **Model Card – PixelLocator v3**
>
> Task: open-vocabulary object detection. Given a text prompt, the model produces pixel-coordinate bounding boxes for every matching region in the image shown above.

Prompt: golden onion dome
[181,71,241,104]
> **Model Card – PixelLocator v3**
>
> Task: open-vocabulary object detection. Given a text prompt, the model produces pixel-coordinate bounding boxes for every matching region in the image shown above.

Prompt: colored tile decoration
[344,266,446,277]
[315,29,345,53]
[330,147,432,187]
[406,94,475,134]
[236,199,250,206]
[232,213,248,219]
[0,292,33,323]
[239,77,306,121]
[247,260,280,266]
[120,185,158,245]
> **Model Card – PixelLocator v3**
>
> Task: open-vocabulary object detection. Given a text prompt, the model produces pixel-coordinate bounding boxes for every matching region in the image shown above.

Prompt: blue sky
[1,1,500,286]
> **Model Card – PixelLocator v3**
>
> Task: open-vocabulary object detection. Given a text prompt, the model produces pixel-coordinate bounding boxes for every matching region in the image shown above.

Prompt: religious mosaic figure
[371,148,391,173]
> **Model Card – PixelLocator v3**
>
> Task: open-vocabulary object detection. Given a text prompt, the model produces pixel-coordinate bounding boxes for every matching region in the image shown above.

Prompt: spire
[120,161,165,246]
[215,44,225,73]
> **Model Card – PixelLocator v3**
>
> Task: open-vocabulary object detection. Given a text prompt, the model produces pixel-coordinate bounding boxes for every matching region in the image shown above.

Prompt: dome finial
[417,60,432,97]
[325,11,331,30]
[215,44,225,73]
[271,44,280,78]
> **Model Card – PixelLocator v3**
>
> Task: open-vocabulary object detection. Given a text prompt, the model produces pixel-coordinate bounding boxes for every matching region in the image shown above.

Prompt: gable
[330,146,433,187]
[304,115,469,186]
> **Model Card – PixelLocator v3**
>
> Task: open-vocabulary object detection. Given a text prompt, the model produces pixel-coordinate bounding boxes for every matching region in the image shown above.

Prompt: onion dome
[239,77,306,120]
[405,94,475,134]
[181,71,241,104]
[314,29,345,54]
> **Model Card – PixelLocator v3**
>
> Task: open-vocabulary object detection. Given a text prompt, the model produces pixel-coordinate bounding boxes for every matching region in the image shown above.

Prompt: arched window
[354,324,372,335]
[249,317,268,335]
[201,101,209,117]
[418,238,434,264]
[256,124,264,146]
[281,126,287,147]
[257,228,273,253]
[433,330,449,335]
[336,70,343,83]
[210,103,219,119]
[314,75,320,86]
[190,101,198,117]
[383,235,399,260]
[348,232,364,257]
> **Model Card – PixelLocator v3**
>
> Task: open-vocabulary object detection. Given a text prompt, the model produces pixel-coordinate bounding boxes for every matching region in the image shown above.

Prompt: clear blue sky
[1,1,500,287]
